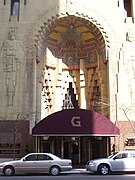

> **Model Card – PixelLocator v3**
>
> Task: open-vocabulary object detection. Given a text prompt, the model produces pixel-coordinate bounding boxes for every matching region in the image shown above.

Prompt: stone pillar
[36,136,41,153]
[98,54,108,116]
[36,52,44,122]
[54,59,63,111]
[29,48,37,133]
[61,137,64,159]
[79,59,86,109]
[36,81,42,121]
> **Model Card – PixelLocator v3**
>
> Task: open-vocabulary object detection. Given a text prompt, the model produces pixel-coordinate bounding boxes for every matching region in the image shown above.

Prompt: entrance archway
[35,15,110,117]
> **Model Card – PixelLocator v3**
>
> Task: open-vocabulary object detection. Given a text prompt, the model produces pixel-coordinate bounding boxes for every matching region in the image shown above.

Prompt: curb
[64,168,89,174]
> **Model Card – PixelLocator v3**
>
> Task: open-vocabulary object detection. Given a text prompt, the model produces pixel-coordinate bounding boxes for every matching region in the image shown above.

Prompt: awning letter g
[71,116,81,127]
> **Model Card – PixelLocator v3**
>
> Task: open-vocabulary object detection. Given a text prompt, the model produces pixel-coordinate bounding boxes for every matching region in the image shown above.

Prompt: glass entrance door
[63,137,79,165]
[91,141,102,159]
[41,141,51,153]
[64,141,72,159]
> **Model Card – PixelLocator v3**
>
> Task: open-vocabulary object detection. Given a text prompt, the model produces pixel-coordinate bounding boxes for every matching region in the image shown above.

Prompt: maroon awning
[32,109,120,136]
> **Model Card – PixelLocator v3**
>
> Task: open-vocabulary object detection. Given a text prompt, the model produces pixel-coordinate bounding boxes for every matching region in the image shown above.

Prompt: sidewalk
[65,165,88,174]
[69,168,87,173]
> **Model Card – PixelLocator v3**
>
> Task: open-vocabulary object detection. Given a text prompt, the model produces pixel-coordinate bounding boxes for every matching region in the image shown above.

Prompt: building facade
[0,0,135,162]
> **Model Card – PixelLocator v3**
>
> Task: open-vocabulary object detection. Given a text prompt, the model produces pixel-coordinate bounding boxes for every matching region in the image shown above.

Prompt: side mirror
[23,158,26,161]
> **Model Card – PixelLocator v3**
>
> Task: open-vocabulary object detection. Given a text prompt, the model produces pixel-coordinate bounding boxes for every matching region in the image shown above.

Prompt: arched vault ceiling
[36,15,106,61]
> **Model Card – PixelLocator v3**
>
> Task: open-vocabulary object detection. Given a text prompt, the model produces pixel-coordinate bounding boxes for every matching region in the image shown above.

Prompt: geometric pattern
[36,15,106,68]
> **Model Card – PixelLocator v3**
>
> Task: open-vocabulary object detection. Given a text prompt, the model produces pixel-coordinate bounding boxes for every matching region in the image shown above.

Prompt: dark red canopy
[32,109,120,136]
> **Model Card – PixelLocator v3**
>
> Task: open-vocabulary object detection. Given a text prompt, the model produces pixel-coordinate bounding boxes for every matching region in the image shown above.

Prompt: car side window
[130,153,135,158]
[46,155,53,160]
[37,155,53,161]
[121,153,128,158]
[25,155,37,161]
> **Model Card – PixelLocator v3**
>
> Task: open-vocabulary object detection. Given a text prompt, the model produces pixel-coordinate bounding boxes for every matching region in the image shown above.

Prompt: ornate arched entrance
[35,15,110,118]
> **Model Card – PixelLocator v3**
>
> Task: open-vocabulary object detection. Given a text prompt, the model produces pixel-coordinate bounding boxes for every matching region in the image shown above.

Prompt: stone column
[54,59,63,111]
[79,59,86,109]
[29,48,37,133]
[98,54,108,116]
[36,54,44,122]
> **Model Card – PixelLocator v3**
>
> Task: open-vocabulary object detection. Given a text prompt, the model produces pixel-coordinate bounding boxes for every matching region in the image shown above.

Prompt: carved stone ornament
[126,31,134,42]
[3,27,23,106]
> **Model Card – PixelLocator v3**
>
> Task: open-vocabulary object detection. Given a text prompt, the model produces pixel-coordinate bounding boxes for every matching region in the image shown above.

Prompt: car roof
[23,153,61,159]
[26,152,53,155]
[119,150,135,152]
[115,150,135,154]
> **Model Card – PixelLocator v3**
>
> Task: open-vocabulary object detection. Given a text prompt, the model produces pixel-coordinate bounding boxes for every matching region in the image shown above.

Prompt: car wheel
[98,164,109,175]
[50,166,60,176]
[3,166,15,176]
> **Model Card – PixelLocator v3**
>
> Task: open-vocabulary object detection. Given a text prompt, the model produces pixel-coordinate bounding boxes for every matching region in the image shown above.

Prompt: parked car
[86,150,135,175]
[0,153,72,176]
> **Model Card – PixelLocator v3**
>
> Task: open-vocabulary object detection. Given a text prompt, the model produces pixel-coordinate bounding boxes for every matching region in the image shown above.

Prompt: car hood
[0,160,20,165]
[90,158,110,163]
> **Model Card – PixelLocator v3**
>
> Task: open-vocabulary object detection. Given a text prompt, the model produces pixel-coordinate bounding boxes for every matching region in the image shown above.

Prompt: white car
[0,153,72,176]
[86,150,135,175]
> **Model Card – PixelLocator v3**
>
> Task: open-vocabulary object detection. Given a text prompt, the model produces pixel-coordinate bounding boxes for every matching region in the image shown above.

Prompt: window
[11,0,20,16]
[121,153,128,158]
[125,138,135,146]
[130,153,135,158]
[124,0,132,17]
[115,153,128,159]
[25,155,37,161]
[24,0,26,5]
[37,155,53,161]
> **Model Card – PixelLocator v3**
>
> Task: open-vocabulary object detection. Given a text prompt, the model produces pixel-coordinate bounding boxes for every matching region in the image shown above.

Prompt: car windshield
[107,154,114,158]
[107,152,118,159]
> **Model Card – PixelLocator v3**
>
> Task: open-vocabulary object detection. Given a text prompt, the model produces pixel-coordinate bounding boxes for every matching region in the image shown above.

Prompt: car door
[19,154,37,173]
[36,154,53,173]
[126,152,135,170]
[110,152,129,171]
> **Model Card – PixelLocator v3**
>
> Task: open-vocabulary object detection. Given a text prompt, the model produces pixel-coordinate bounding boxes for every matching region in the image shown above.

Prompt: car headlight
[90,162,94,165]
[90,161,96,166]
[87,161,94,165]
